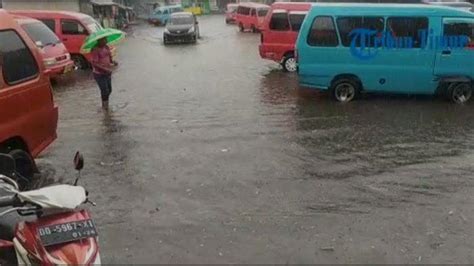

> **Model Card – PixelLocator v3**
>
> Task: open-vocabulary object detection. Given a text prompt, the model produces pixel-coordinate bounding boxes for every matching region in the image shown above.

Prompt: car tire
[72,54,88,70]
[251,25,257,33]
[239,23,244,32]
[330,78,361,103]
[9,149,36,191]
[281,54,297,72]
[448,82,472,104]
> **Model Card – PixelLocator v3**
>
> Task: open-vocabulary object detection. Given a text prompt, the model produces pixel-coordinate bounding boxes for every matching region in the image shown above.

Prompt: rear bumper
[258,45,283,62]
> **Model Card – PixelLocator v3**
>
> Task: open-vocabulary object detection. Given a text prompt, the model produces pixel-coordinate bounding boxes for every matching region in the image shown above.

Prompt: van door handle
[441,50,451,55]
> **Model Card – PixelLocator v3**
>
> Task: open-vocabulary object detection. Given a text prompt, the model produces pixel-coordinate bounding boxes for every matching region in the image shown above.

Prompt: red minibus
[14,16,74,78]
[9,10,116,70]
[235,2,269,32]
[259,2,310,72]
[0,10,58,175]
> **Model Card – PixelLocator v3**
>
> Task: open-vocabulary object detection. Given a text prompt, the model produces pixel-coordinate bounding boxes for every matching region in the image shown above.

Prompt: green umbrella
[80,28,125,53]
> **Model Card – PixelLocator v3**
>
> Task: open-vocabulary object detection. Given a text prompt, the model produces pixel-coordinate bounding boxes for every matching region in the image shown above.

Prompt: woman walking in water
[91,37,117,111]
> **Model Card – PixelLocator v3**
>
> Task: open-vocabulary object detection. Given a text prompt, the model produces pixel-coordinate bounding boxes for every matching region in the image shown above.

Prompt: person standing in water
[91,37,117,110]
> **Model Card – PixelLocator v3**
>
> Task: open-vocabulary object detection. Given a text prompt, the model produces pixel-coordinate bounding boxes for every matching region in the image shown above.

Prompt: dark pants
[94,73,112,102]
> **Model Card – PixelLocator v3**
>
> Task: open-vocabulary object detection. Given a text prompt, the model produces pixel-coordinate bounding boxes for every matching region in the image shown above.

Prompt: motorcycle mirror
[0,153,16,176]
[74,151,84,171]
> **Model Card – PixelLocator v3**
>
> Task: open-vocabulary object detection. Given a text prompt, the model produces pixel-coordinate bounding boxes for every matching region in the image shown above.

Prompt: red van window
[237,6,250,15]
[250,9,256,17]
[39,19,56,32]
[257,9,268,17]
[289,13,306,32]
[0,30,39,85]
[61,19,87,35]
[270,12,290,31]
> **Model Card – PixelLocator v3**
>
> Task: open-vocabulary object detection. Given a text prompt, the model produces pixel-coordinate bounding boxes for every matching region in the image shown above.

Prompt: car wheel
[251,25,257,33]
[72,55,88,70]
[448,82,472,104]
[9,149,36,191]
[239,23,244,32]
[330,78,360,103]
[282,54,297,72]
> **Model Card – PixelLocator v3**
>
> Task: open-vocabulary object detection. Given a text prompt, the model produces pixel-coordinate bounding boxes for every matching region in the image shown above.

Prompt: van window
[163,9,169,15]
[307,16,338,47]
[337,17,384,47]
[39,19,55,32]
[257,9,268,17]
[386,17,428,48]
[444,19,474,47]
[269,12,289,31]
[0,30,38,85]
[238,6,250,15]
[251,9,256,17]
[289,13,306,32]
[61,20,87,35]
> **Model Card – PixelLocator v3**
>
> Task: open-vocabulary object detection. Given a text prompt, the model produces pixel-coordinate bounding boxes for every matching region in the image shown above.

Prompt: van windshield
[169,16,194,25]
[22,22,60,47]
[82,17,103,33]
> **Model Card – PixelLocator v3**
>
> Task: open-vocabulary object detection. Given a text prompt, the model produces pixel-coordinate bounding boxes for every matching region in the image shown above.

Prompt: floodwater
[43,15,474,263]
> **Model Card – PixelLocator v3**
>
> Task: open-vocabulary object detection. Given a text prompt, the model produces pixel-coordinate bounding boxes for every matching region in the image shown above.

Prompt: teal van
[148,5,184,26]
[296,4,474,103]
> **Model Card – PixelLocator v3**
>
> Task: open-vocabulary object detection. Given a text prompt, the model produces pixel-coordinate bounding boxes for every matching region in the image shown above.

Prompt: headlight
[188,27,195,33]
[164,28,170,34]
[43,58,57,67]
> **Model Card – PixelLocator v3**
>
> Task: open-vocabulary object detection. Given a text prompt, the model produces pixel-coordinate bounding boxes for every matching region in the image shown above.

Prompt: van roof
[0,9,17,29]
[7,10,92,20]
[238,2,270,9]
[308,3,474,17]
[271,2,311,11]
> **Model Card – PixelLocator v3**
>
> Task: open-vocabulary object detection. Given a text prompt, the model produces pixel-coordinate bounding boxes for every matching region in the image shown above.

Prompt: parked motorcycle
[0,152,101,265]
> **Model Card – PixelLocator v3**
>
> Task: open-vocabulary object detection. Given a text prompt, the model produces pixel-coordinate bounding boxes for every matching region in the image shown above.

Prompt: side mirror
[74,151,84,171]
[0,153,16,176]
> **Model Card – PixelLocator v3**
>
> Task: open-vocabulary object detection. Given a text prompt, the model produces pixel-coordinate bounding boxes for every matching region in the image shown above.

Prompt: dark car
[163,12,200,45]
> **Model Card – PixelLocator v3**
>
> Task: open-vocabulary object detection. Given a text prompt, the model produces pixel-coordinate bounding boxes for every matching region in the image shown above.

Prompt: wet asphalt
[43,15,474,263]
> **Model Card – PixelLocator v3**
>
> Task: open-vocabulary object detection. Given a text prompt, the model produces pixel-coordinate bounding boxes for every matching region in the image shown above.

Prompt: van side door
[60,19,89,54]
[434,17,474,80]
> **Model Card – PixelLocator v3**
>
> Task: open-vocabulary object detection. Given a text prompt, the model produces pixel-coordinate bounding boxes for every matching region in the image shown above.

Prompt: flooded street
[46,15,474,263]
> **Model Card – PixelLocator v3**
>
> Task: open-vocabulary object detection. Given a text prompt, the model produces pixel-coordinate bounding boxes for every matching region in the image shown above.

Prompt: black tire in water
[9,149,36,190]
[329,78,361,103]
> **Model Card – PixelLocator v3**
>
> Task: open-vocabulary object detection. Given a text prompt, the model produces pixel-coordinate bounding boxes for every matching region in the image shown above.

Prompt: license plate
[63,64,73,74]
[38,219,98,247]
